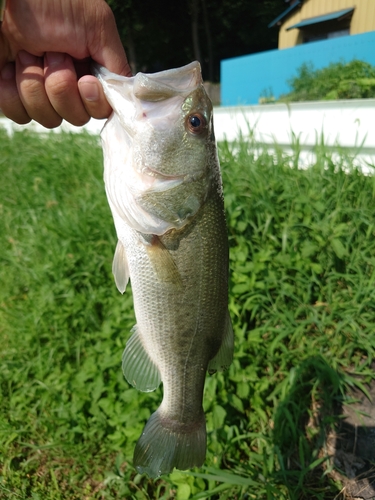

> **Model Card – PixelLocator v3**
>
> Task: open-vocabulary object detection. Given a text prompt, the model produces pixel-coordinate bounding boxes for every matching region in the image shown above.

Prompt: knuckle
[45,77,72,99]
[19,77,45,102]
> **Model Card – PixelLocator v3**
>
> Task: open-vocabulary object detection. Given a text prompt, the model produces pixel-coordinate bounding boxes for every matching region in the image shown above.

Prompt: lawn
[0,128,375,499]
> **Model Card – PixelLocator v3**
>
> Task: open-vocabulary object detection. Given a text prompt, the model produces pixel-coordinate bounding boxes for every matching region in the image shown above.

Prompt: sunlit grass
[1,128,375,499]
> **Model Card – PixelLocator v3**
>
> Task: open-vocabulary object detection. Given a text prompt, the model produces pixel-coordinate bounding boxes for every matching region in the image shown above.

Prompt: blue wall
[221,31,375,106]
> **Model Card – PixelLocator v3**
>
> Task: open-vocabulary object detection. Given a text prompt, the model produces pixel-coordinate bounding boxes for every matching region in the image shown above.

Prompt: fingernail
[79,80,100,102]
[18,50,37,66]
[45,52,65,67]
[0,63,15,80]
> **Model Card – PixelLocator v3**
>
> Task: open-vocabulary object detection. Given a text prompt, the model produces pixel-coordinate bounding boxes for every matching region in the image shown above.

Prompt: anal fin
[122,325,161,392]
[208,311,234,374]
[112,240,129,294]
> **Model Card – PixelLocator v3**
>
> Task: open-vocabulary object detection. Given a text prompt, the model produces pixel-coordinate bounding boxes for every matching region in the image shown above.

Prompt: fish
[94,61,234,478]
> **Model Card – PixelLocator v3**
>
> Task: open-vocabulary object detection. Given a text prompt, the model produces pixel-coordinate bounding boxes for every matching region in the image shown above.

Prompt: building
[221,0,375,105]
[269,0,375,49]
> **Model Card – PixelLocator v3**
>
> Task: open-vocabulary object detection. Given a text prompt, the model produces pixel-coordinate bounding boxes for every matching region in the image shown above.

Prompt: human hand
[0,0,132,128]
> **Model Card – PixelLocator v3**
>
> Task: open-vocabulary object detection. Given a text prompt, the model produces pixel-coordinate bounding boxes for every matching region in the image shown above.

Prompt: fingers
[0,62,31,124]
[16,50,63,128]
[0,51,112,126]
[44,52,90,126]
[0,0,130,127]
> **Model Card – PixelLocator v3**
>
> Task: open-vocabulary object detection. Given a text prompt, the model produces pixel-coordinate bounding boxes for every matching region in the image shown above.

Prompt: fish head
[95,62,220,235]
[131,66,214,178]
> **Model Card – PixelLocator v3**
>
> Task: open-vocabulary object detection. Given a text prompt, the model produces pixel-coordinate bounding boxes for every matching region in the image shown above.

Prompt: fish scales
[95,61,234,478]
[129,191,227,407]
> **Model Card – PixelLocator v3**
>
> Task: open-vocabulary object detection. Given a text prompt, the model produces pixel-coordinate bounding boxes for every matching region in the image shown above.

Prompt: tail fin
[133,409,206,478]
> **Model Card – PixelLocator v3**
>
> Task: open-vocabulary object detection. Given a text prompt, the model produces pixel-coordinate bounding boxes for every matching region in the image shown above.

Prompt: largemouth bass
[95,61,233,478]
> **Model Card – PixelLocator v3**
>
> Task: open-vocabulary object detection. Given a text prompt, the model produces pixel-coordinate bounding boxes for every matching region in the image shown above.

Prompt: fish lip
[140,165,207,192]
[134,74,200,102]
[133,61,202,101]
[93,61,203,103]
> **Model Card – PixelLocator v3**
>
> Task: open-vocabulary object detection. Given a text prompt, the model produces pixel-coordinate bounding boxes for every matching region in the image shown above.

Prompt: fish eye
[190,115,201,128]
[186,113,207,135]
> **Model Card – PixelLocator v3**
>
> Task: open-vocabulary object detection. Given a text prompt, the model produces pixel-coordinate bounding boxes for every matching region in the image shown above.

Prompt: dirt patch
[327,378,375,499]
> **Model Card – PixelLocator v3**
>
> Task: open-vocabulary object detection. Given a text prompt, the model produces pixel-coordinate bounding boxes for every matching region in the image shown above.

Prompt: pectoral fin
[122,325,162,392]
[146,235,183,287]
[208,311,234,374]
[112,240,130,294]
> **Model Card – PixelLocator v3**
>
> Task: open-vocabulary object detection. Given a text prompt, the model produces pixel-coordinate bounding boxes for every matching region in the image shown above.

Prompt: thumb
[78,74,113,119]
[86,2,132,77]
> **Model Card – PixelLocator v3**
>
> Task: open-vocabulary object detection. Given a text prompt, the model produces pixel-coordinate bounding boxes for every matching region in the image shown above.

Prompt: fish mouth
[140,165,206,193]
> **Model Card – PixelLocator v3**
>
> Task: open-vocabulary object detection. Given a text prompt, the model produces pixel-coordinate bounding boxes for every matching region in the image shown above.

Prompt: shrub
[279,59,375,102]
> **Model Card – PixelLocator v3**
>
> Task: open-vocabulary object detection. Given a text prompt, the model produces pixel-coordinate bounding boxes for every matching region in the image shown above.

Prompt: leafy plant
[279,59,375,102]
[1,128,375,499]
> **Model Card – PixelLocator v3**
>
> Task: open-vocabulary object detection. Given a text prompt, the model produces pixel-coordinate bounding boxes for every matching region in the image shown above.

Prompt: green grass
[1,128,375,499]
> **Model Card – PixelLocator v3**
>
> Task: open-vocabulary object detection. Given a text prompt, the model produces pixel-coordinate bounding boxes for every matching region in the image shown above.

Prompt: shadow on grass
[329,377,375,500]
[272,356,375,500]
